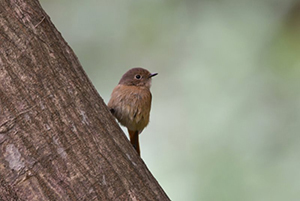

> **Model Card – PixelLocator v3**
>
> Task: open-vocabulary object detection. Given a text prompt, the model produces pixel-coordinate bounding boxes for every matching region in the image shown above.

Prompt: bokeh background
[40,0,300,200]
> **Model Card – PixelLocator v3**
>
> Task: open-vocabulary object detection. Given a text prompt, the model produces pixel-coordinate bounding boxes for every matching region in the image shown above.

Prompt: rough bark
[0,0,170,200]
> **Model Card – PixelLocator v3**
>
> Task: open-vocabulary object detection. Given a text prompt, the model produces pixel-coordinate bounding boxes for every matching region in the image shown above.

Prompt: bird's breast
[108,85,152,131]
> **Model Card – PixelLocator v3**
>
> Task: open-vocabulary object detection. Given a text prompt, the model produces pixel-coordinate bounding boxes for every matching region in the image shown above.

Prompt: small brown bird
[108,68,157,156]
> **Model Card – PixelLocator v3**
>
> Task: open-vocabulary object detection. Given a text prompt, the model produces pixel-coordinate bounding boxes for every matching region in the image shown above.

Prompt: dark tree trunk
[0,1,170,200]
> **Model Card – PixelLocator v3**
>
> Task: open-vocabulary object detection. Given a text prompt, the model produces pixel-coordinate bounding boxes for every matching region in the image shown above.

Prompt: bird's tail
[128,129,140,156]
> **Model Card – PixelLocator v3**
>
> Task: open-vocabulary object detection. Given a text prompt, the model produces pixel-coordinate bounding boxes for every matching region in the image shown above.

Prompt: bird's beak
[149,72,158,78]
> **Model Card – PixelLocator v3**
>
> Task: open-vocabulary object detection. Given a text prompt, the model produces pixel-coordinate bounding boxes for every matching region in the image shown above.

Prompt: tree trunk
[0,1,170,200]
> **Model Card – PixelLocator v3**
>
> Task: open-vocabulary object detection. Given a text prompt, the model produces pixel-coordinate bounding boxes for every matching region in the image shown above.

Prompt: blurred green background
[40,0,300,200]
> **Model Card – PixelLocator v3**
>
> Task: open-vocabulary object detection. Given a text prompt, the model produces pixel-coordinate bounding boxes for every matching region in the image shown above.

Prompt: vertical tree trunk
[0,0,170,200]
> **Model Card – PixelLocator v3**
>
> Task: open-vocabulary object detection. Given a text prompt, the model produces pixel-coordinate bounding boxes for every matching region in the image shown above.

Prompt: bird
[108,67,157,156]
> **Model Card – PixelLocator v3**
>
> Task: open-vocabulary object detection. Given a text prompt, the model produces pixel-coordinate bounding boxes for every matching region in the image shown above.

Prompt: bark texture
[0,1,170,200]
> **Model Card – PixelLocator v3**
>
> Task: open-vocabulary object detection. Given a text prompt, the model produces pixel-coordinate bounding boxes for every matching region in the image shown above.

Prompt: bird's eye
[135,74,141,79]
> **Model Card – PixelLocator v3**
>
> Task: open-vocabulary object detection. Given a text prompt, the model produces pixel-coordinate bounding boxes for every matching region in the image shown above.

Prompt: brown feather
[128,129,140,155]
[107,68,157,157]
